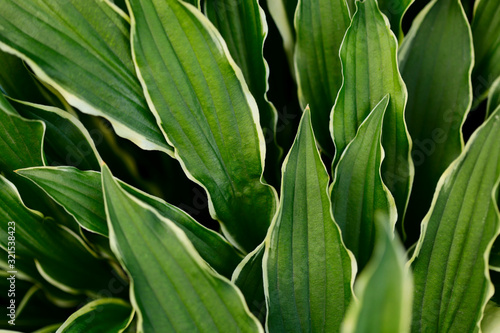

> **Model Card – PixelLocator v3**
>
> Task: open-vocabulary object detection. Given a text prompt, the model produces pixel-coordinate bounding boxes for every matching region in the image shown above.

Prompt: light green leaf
[398,0,473,240]
[0,0,172,154]
[471,0,500,104]
[264,108,354,333]
[487,77,500,119]
[17,166,242,278]
[330,0,412,231]
[231,243,266,322]
[331,95,397,271]
[102,164,263,332]
[341,218,413,333]
[266,0,298,67]
[183,0,200,9]
[10,99,101,171]
[204,0,281,183]
[57,298,133,333]
[0,175,114,294]
[377,0,414,41]
[481,302,500,333]
[409,106,500,332]
[294,0,350,154]
[128,0,278,252]
[34,324,62,333]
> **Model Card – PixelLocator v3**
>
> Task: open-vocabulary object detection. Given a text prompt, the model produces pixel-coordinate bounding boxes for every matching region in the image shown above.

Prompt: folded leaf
[481,302,500,333]
[264,108,354,333]
[232,243,266,322]
[128,0,278,252]
[331,95,397,271]
[377,0,414,41]
[471,0,500,104]
[409,106,500,332]
[266,0,298,66]
[341,218,413,333]
[10,99,101,171]
[330,0,412,232]
[0,0,172,154]
[487,77,500,119]
[294,0,350,154]
[205,0,281,184]
[102,164,263,332]
[0,175,114,294]
[18,166,242,278]
[398,0,473,241]
[57,298,133,333]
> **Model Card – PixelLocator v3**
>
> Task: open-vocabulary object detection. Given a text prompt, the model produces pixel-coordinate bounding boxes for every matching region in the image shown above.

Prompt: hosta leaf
[377,0,414,41]
[18,166,242,277]
[398,0,473,240]
[204,0,281,183]
[57,298,133,333]
[487,77,500,119]
[0,175,113,294]
[264,109,354,333]
[232,243,266,322]
[10,99,101,171]
[330,0,411,231]
[266,0,298,66]
[0,0,172,154]
[341,219,413,333]
[294,0,350,154]
[471,0,500,104]
[128,0,278,252]
[331,95,397,271]
[183,0,200,8]
[409,106,500,332]
[102,164,263,332]
[481,302,500,333]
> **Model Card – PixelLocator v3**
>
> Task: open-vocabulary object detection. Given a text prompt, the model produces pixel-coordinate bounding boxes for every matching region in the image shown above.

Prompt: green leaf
[0,175,114,294]
[101,164,263,332]
[487,77,500,119]
[264,108,354,333]
[409,106,500,332]
[266,0,298,67]
[294,0,350,154]
[331,95,397,271]
[57,298,133,333]
[0,0,172,154]
[330,0,412,231]
[204,0,281,184]
[398,0,473,240]
[17,166,242,278]
[471,0,500,104]
[377,0,414,41]
[128,0,278,252]
[341,217,413,333]
[232,243,266,322]
[481,302,500,333]
[10,99,101,171]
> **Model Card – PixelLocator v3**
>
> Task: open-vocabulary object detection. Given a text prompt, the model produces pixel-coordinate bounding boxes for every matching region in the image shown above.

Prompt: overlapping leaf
[18,166,242,278]
[409,106,500,332]
[128,0,278,252]
[330,0,412,230]
[57,298,133,333]
[0,175,114,294]
[377,0,413,41]
[398,0,473,240]
[294,0,350,154]
[10,99,101,171]
[264,109,354,333]
[487,77,500,119]
[0,0,172,154]
[471,0,500,104]
[341,219,413,333]
[102,164,263,332]
[205,0,281,183]
[331,96,397,271]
